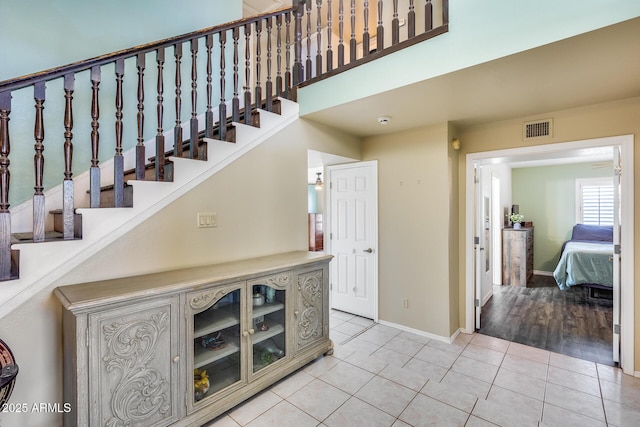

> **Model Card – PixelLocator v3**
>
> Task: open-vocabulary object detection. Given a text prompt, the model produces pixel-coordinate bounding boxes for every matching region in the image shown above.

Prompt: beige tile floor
[205,309,640,426]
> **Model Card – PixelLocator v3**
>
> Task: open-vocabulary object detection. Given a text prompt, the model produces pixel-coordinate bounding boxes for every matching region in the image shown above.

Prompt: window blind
[578,180,614,226]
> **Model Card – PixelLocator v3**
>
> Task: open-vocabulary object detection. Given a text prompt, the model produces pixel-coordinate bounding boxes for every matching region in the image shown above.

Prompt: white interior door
[474,164,483,328]
[612,146,621,364]
[480,169,493,303]
[327,161,378,320]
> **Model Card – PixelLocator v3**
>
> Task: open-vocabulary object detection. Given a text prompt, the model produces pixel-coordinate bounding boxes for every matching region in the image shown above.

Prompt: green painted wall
[512,162,613,272]
[0,0,242,207]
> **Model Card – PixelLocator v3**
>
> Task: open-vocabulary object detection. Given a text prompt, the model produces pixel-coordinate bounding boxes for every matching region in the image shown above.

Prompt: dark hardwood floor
[479,275,615,366]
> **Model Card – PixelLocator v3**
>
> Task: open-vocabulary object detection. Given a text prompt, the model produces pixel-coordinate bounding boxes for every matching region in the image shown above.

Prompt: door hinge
[475,299,480,307]
[330,283,333,291]
[474,236,480,245]
[614,324,621,334]
[614,244,621,255]
[330,232,333,240]
[330,182,333,190]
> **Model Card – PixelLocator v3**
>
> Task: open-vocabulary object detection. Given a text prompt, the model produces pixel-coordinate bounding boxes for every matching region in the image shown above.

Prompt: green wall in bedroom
[512,161,613,273]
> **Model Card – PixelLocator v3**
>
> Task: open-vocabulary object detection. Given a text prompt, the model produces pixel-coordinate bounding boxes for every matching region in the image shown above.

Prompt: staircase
[0,0,448,319]
[0,98,299,318]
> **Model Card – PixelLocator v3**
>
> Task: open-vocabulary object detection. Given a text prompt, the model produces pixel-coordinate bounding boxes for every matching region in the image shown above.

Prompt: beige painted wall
[0,118,361,427]
[362,123,455,338]
[456,97,640,368]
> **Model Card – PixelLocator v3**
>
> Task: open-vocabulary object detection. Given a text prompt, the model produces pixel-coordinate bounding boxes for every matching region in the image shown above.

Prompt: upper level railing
[0,0,448,280]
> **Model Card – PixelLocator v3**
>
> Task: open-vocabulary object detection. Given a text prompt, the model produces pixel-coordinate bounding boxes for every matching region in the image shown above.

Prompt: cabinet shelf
[194,304,240,339]
[251,302,284,319]
[194,335,240,368]
[252,323,285,344]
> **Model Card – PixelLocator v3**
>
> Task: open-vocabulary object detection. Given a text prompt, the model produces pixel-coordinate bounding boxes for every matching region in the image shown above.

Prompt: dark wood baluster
[244,24,252,125]
[443,0,449,25]
[232,28,240,123]
[266,17,273,112]
[254,20,262,111]
[136,53,146,180]
[0,91,11,279]
[174,43,183,157]
[190,39,198,159]
[205,34,214,139]
[156,48,165,181]
[363,1,370,57]
[408,0,415,38]
[285,11,293,98]
[114,59,125,208]
[315,0,323,77]
[326,0,333,72]
[219,31,228,141]
[276,15,283,98]
[305,1,312,80]
[425,0,433,32]
[338,0,345,67]
[293,5,303,94]
[376,0,384,51]
[33,82,46,241]
[392,0,399,45]
[62,74,75,240]
[350,0,356,62]
[89,67,101,208]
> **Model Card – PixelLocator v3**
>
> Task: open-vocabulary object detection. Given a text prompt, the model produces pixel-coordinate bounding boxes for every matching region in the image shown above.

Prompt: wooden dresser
[308,213,323,251]
[502,227,534,287]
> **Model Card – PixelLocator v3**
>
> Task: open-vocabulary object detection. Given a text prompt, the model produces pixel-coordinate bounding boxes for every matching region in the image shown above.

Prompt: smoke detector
[377,116,392,125]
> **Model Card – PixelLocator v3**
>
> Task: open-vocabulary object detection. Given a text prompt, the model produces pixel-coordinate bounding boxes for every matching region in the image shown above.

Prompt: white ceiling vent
[523,119,553,140]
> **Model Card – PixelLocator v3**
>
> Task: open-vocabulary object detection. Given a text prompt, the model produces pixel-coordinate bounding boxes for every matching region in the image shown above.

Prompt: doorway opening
[465,135,634,374]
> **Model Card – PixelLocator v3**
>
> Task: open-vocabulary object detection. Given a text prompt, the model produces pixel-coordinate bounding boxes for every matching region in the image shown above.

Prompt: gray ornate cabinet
[55,251,332,427]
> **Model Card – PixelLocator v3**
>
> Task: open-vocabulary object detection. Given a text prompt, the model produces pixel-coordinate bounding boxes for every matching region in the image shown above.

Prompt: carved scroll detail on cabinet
[263,272,290,289]
[296,270,323,348]
[102,310,171,426]
[190,289,227,310]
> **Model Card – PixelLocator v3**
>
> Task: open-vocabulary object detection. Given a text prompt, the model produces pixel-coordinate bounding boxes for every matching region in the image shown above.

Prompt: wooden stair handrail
[0,7,293,92]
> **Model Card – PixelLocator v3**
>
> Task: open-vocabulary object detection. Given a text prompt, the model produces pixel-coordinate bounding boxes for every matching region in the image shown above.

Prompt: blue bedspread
[553,241,613,290]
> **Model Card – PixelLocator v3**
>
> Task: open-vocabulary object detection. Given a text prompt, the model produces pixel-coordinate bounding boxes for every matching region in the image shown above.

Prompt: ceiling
[300,17,640,139]
[242,0,285,17]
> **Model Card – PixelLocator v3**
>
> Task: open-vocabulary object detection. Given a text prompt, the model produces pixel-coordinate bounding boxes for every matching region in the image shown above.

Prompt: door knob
[363,248,374,253]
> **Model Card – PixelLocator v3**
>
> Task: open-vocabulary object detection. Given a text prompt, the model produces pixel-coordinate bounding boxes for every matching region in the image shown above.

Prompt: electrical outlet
[197,212,217,228]
[402,298,409,308]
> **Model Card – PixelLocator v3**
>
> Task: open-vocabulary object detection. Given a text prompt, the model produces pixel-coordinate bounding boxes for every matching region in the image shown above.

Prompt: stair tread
[11,231,68,243]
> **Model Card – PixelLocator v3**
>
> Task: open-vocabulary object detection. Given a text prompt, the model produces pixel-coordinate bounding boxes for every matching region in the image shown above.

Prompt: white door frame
[325,160,379,322]
[464,135,634,374]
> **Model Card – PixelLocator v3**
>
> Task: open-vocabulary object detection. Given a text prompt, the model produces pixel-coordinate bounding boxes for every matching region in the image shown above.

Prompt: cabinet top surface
[55,251,332,312]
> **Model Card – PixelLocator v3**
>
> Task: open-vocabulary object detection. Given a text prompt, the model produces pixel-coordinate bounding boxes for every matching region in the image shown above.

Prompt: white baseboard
[377,320,468,344]
[482,289,493,306]
[534,270,554,276]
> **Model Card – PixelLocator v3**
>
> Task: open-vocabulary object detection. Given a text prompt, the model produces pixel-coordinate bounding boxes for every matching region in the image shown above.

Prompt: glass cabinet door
[249,279,288,376]
[191,287,242,404]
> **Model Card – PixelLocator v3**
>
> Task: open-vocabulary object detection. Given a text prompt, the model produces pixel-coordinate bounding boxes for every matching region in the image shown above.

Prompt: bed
[553,224,614,290]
